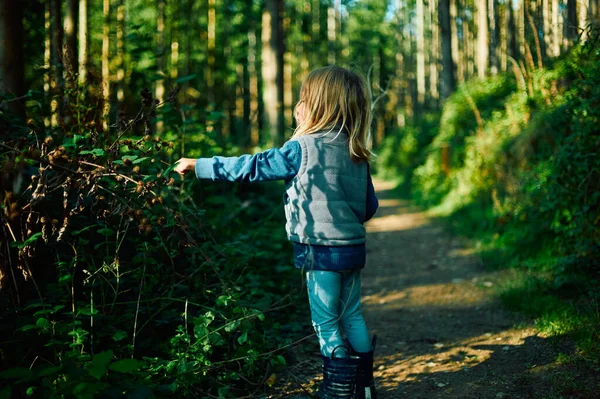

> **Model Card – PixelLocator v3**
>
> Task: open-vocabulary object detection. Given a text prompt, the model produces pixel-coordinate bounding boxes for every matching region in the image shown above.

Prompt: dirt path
[274,179,588,399]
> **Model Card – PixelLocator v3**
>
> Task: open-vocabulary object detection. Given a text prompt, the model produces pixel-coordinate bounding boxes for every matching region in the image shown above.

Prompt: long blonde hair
[293,66,373,162]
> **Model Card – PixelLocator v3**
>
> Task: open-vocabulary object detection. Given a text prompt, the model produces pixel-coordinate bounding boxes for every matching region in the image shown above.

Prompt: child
[174,65,378,399]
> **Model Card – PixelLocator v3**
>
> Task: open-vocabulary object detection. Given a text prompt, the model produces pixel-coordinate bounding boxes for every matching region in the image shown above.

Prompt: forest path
[276,179,570,399]
[358,179,559,398]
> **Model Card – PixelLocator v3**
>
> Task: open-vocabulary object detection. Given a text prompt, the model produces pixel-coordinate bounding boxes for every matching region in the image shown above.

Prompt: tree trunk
[489,0,499,74]
[0,0,25,116]
[439,0,456,100]
[248,28,259,146]
[102,0,110,131]
[542,0,550,59]
[156,0,165,133]
[566,0,577,45]
[116,0,124,106]
[579,0,588,40]
[312,0,320,67]
[51,0,63,125]
[507,0,518,60]
[78,0,88,84]
[261,0,284,145]
[451,0,463,83]
[64,0,78,78]
[416,0,425,108]
[477,0,489,78]
[552,0,560,56]
[44,0,52,127]
[591,0,599,21]
[392,0,405,128]
[429,0,439,105]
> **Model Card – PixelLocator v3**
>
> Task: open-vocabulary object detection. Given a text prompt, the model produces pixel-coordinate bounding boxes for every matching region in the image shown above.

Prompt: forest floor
[270,179,599,399]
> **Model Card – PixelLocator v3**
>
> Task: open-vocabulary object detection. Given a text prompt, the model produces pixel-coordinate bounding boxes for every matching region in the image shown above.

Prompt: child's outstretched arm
[174,141,301,183]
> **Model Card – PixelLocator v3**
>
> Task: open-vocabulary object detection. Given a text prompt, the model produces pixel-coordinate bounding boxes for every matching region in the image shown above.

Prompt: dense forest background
[1,0,599,397]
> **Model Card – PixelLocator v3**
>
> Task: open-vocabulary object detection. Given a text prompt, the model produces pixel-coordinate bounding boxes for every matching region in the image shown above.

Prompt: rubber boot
[353,336,377,399]
[317,346,360,399]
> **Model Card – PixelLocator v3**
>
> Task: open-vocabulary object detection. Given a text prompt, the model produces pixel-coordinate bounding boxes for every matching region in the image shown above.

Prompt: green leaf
[0,367,32,380]
[270,355,286,366]
[108,359,142,373]
[74,134,86,144]
[176,74,196,83]
[80,149,105,157]
[36,317,50,330]
[97,228,115,236]
[112,330,128,342]
[132,157,149,164]
[11,232,42,249]
[17,324,37,332]
[237,331,248,345]
[58,274,73,285]
[36,365,62,378]
[86,350,113,380]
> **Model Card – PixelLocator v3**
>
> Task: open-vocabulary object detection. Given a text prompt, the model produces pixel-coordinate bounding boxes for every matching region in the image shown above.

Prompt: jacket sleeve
[365,165,378,222]
[194,140,302,183]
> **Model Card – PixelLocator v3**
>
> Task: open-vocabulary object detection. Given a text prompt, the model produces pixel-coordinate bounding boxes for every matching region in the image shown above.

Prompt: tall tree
[551,0,560,56]
[429,0,439,104]
[156,0,166,132]
[116,0,124,105]
[51,0,63,126]
[261,0,284,145]
[102,0,110,130]
[248,27,259,145]
[566,0,578,45]
[477,0,489,77]
[416,0,425,107]
[44,0,52,126]
[64,0,78,76]
[78,0,88,84]
[0,0,25,116]
[489,0,499,74]
[507,0,518,60]
[439,0,456,100]
[206,0,215,105]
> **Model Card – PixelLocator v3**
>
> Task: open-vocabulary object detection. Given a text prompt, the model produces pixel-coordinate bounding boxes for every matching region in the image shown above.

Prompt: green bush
[0,85,297,398]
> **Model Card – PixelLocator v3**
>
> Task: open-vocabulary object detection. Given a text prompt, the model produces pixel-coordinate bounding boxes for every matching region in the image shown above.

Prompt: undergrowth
[377,28,600,365]
[0,75,306,398]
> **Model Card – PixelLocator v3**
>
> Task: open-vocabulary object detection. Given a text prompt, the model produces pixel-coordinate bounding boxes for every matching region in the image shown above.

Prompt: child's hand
[174,158,196,177]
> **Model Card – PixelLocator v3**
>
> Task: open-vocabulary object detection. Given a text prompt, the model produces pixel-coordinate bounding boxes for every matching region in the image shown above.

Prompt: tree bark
[156,0,165,133]
[64,0,78,78]
[439,0,456,100]
[551,0,560,56]
[477,0,489,78]
[261,0,284,145]
[116,0,124,105]
[429,0,439,105]
[248,28,259,146]
[51,0,63,125]
[489,0,499,74]
[0,0,25,116]
[416,0,425,108]
[102,0,110,130]
[566,0,578,45]
[78,0,88,84]
[507,0,518,60]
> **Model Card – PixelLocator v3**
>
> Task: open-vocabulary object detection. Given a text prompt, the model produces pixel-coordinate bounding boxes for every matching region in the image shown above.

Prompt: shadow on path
[361,180,597,399]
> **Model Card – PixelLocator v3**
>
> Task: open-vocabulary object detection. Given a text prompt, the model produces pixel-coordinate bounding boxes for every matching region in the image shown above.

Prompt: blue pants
[306,270,372,358]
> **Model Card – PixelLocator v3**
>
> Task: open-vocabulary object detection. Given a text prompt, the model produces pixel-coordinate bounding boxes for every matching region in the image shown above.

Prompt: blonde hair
[293,66,373,162]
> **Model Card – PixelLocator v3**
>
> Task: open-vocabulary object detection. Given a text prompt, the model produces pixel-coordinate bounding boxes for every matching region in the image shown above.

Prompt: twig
[132,244,148,357]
